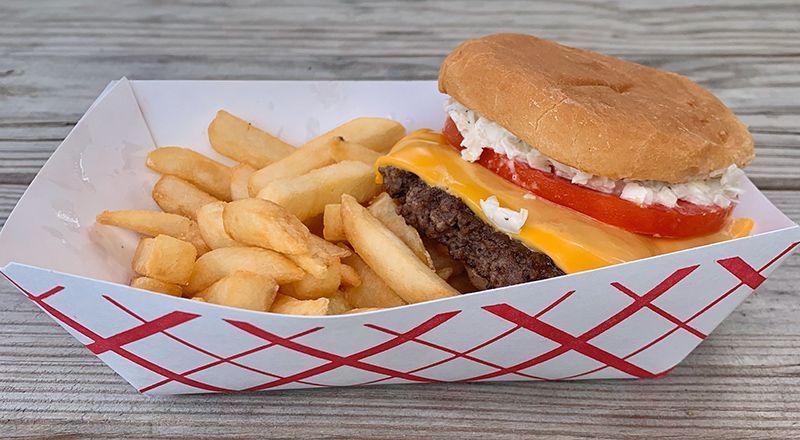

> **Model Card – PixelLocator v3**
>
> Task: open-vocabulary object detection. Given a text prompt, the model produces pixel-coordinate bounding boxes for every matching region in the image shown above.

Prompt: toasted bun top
[439,33,754,183]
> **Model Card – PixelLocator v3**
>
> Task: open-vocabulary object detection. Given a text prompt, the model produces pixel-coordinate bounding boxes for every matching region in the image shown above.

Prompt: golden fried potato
[341,194,458,304]
[223,198,310,255]
[152,175,219,220]
[329,137,382,166]
[147,147,232,200]
[132,235,197,285]
[341,253,405,309]
[200,271,278,311]
[281,258,342,300]
[270,294,329,316]
[248,117,404,195]
[130,277,183,297]
[187,247,304,293]
[326,290,352,315]
[258,161,381,221]
[208,110,296,168]
[340,264,361,288]
[368,193,434,269]
[323,203,346,241]
[96,210,209,255]
[230,163,257,200]
[196,202,242,249]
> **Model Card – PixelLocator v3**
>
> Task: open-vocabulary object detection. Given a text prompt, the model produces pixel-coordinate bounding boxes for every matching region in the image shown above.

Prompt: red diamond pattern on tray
[2,240,797,393]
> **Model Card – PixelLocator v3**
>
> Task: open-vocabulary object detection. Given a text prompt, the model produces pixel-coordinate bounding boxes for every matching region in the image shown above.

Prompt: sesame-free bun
[439,33,754,183]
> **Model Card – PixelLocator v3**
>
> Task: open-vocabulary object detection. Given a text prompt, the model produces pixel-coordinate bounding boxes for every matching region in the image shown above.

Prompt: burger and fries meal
[96,33,755,316]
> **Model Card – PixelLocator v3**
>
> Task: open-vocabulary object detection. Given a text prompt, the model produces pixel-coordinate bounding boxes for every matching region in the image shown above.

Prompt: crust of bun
[439,33,754,183]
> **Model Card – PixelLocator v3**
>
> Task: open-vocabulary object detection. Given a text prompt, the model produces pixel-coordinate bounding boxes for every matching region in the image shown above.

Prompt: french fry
[341,194,458,304]
[426,240,465,276]
[258,161,381,221]
[147,147,232,200]
[323,203,346,241]
[340,264,361,288]
[368,193,434,269]
[345,308,381,314]
[286,235,351,277]
[301,117,405,153]
[96,210,209,255]
[330,137,382,166]
[281,259,342,300]
[436,267,454,281]
[248,117,405,195]
[187,247,304,293]
[130,277,183,297]
[248,137,336,196]
[208,110,296,168]
[230,163,256,200]
[196,202,242,249]
[270,294,329,316]
[132,235,197,285]
[304,214,325,237]
[342,253,405,309]
[152,175,219,220]
[191,297,206,302]
[326,290,352,315]
[223,198,310,255]
[310,234,350,259]
[199,271,278,311]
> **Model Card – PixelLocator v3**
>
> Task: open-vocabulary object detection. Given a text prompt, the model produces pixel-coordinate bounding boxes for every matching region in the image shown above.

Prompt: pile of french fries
[96,110,475,316]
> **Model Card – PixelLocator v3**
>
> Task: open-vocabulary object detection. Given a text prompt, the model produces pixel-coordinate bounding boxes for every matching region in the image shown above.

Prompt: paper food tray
[0,79,797,395]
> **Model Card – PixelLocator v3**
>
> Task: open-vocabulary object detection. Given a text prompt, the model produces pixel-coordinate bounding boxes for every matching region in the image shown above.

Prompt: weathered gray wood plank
[0,1,799,187]
[1,185,799,439]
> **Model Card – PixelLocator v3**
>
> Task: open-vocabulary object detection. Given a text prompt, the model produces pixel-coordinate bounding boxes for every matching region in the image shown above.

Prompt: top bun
[439,33,754,183]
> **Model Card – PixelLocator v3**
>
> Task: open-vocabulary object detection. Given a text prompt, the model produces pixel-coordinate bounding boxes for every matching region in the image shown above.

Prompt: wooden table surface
[2,1,799,438]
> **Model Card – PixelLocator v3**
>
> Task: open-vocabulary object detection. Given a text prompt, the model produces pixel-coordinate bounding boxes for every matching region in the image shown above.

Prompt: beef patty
[380,166,564,289]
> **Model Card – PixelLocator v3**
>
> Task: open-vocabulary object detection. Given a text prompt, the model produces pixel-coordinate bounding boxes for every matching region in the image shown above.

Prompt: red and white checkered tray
[1,80,797,394]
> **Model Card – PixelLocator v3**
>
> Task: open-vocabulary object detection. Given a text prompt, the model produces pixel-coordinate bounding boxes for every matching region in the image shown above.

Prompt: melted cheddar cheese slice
[376,129,753,274]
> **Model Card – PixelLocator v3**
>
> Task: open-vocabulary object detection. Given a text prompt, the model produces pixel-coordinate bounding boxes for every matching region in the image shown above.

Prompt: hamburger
[376,33,754,290]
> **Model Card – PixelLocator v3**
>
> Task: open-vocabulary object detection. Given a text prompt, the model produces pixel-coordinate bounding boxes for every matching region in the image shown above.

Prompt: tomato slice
[442,117,732,238]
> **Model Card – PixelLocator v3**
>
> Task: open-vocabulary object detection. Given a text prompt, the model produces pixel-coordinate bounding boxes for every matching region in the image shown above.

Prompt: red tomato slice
[442,117,732,238]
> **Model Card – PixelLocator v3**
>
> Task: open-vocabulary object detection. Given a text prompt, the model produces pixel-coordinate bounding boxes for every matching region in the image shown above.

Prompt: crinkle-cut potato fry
[187,247,304,293]
[230,163,256,200]
[152,175,219,220]
[208,110,296,168]
[341,194,458,304]
[223,198,310,255]
[340,264,361,288]
[248,138,336,196]
[132,235,197,285]
[282,258,342,300]
[342,252,405,309]
[323,203,346,241]
[96,210,209,255]
[130,277,183,297]
[326,291,352,315]
[368,193,434,269]
[345,307,381,314]
[270,294,329,316]
[147,147,233,200]
[199,271,278,312]
[196,202,242,249]
[248,117,405,195]
[258,161,381,221]
[330,137,383,166]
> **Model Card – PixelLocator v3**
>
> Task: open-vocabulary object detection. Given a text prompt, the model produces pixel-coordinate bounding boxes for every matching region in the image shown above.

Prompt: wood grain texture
[0,0,799,438]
